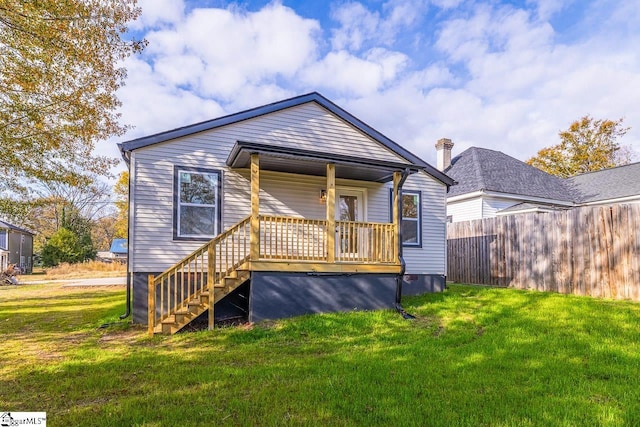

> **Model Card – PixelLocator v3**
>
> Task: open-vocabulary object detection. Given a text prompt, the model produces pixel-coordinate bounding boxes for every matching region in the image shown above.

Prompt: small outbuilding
[109,239,128,262]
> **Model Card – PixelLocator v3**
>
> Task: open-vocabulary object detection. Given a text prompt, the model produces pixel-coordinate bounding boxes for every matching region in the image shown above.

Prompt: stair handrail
[149,216,251,333]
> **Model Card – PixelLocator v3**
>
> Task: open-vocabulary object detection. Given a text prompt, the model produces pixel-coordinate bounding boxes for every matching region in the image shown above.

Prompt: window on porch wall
[390,190,422,247]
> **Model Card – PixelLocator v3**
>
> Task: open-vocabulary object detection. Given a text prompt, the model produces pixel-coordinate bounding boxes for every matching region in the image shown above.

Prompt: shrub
[41,227,96,267]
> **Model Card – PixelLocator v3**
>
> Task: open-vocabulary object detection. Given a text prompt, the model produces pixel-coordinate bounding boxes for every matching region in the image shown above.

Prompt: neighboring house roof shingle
[445,147,574,202]
[0,220,34,235]
[568,162,640,203]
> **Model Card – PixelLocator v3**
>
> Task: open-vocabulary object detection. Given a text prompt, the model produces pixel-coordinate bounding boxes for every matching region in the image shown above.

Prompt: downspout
[395,168,415,319]
[119,160,132,320]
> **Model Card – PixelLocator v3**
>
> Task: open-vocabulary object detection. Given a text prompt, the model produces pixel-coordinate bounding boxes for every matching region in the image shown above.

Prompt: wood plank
[245,260,401,274]
[393,171,401,263]
[250,153,260,260]
[148,274,155,336]
[326,163,336,263]
[207,243,215,331]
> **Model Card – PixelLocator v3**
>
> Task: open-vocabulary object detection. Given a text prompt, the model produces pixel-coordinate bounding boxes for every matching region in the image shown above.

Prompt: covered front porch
[148,142,423,334]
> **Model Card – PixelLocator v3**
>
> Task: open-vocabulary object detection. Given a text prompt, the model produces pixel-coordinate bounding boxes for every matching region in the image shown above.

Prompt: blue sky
[108,0,640,167]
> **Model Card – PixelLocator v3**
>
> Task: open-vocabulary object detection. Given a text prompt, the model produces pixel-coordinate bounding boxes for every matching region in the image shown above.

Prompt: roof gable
[118,92,454,187]
[446,147,574,202]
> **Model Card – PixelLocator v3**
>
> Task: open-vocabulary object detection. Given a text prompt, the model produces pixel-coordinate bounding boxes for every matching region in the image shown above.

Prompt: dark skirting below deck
[248,272,397,322]
[401,274,446,296]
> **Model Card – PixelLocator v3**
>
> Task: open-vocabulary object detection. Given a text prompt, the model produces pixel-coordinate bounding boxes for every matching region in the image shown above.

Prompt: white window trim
[174,167,222,240]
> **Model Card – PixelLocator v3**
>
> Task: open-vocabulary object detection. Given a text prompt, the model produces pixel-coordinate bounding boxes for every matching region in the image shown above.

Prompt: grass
[1,284,639,426]
[30,260,127,280]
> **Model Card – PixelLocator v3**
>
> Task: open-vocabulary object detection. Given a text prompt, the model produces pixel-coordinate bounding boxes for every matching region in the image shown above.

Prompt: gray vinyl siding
[129,102,447,274]
[403,172,447,275]
[446,197,483,223]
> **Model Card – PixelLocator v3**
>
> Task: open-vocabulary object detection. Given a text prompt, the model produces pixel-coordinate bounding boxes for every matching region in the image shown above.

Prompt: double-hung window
[174,167,221,240]
[390,190,422,247]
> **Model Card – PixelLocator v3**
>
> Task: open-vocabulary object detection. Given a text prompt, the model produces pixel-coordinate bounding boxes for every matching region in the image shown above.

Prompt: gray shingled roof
[568,161,640,203]
[445,147,574,202]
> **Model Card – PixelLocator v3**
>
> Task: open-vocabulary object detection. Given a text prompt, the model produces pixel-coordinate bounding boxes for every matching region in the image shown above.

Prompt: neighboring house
[97,239,128,262]
[0,220,34,273]
[118,92,455,334]
[436,140,640,222]
[108,239,128,262]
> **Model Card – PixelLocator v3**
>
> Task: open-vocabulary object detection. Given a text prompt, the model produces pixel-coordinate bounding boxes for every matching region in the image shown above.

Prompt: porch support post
[393,171,401,262]
[250,153,260,261]
[326,163,336,263]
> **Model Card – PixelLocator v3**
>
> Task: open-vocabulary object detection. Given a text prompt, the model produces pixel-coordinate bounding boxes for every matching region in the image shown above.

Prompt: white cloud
[138,2,320,102]
[430,0,464,10]
[112,0,640,170]
[130,0,185,30]
[331,2,380,50]
[330,0,428,51]
[301,49,408,96]
[525,0,572,21]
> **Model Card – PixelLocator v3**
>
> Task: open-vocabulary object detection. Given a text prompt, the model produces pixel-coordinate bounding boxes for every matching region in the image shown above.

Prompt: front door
[335,189,364,256]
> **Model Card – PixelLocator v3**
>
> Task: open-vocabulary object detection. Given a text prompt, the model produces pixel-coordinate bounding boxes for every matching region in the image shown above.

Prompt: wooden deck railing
[149,215,398,332]
[260,215,327,260]
[336,220,397,263]
[258,215,397,263]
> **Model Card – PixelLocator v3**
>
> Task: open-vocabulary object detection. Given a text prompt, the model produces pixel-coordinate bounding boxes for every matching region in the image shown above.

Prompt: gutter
[395,168,415,320]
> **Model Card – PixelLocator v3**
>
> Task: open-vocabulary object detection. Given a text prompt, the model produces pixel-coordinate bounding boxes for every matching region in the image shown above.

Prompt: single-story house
[118,92,455,334]
[435,140,640,222]
[0,220,34,274]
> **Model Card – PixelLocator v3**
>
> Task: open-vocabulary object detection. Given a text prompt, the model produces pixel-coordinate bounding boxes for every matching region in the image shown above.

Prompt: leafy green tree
[526,116,633,178]
[0,0,145,193]
[41,226,95,267]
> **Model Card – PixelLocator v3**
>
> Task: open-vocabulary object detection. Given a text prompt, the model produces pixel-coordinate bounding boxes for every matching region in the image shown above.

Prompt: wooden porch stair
[154,269,251,335]
[149,217,253,335]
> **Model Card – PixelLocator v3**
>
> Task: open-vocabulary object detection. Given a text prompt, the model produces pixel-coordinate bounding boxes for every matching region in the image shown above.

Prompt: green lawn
[1,283,639,426]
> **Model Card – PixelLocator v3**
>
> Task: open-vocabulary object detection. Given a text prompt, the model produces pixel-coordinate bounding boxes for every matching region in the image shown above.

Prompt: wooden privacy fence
[447,204,640,301]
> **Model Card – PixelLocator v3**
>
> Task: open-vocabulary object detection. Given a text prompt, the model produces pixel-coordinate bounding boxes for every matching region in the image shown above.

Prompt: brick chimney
[435,138,454,171]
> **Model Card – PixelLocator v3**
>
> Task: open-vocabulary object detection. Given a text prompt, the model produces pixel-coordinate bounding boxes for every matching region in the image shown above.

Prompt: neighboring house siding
[2,231,33,272]
[129,103,444,273]
[482,197,519,218]
[447,198,483,223]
